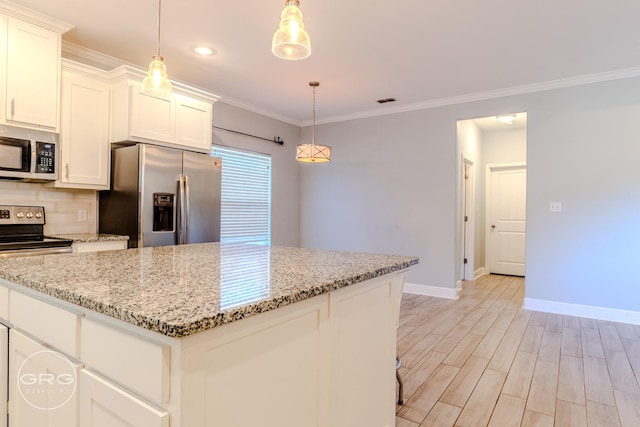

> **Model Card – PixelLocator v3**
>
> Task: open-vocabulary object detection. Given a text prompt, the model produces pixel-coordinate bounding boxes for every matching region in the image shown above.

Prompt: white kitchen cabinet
[175,95,213,151]
[0,283,8,320]
[53,60,110,190]
[79,369,169,427]
[109,66,217,153]
[0,324,7,427]
[0,12,70,131]
[72,240,127,253]
[8,329,80,427]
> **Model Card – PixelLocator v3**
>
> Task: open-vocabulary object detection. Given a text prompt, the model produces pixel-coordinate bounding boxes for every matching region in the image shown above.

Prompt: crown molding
[60,42,640,128]
[0,1,73,33]
[309,66,640,126]
[62,41,125,70]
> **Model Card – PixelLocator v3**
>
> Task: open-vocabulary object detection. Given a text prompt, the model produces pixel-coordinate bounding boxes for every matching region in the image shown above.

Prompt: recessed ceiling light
[194,46,214,56]
[496,114,516,124]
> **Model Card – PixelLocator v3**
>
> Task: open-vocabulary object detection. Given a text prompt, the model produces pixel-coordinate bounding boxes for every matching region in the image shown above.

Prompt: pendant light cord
[156,0,162,57]
[312,85,316,146]
[310,81,319,146]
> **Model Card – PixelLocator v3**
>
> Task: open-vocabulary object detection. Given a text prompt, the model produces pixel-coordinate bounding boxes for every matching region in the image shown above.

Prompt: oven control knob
[35,211,43,219]
[16,212,24,219]
[26,212,34,219]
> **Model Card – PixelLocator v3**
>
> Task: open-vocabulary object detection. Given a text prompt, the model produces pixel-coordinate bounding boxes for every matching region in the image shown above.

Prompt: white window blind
[211,146,271,244]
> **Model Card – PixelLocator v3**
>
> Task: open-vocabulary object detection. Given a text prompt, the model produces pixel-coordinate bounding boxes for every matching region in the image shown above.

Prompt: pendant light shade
[272,0,311,60]
[297,82,331,163]
[141,0,173,98]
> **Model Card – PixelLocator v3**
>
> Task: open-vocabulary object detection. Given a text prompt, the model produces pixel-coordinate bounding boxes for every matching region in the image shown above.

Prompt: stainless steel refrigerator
[99,144,221,248]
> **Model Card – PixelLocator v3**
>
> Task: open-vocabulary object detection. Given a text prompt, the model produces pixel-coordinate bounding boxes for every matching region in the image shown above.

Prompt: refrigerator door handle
[178,173,186,245]
[184,174,191,244]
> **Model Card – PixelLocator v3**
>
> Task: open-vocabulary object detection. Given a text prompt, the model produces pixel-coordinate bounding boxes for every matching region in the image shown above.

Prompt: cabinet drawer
[80,369,169,427]
[72,240,128,253]
[0,284,8,320]
[9,291,81,358]
[81,318,170,404]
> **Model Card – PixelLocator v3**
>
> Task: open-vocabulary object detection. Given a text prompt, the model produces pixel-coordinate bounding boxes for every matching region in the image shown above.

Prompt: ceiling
[8,0,640,125]
[471,113,527,132]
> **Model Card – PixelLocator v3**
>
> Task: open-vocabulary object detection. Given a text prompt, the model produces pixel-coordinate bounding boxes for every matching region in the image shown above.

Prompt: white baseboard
[523,298,640,325]
[474,268,486,280]
[404,282,459,300]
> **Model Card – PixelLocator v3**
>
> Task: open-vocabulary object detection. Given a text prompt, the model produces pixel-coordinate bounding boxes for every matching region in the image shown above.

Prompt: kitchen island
[0,243,418,427]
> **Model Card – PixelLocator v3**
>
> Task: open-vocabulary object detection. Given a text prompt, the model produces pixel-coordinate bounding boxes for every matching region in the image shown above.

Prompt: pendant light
[297,82,331,163]
[141,0,173,98]
[272,0,311,60]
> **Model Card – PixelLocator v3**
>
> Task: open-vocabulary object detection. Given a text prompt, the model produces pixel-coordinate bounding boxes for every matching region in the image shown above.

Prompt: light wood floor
[395,274,640,427]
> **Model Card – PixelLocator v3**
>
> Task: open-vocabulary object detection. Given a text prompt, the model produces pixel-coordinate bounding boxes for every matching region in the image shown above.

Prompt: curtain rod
[212,125,284,146]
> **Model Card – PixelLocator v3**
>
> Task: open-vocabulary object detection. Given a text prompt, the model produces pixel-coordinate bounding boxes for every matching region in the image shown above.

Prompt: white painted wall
[483,128,527,165]
[456,120,482,279]
[300,76,640,318]
[300,109,457,290]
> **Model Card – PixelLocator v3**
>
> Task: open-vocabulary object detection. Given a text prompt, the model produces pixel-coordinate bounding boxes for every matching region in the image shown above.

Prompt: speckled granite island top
[0,243,418,338]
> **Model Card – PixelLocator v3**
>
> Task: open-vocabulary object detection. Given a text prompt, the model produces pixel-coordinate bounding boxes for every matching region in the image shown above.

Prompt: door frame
[462,158,475,281]
[485,162,527,275]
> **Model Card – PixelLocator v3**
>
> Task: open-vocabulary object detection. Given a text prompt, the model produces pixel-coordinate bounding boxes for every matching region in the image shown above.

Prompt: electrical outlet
[549,201,562,213]
[77,209,88,222]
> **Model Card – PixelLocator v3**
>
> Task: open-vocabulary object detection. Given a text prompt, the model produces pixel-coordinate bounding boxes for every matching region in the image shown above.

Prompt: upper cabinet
[51,60,111,190]
[0,6,73,132]
[109,66,219,153]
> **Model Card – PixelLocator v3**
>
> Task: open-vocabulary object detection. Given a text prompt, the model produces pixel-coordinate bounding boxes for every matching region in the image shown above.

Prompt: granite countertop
[0,243,418,338]
[48,233,130,243]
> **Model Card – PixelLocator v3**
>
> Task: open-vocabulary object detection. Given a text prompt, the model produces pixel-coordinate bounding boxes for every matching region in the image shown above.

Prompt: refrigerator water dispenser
[153,193,174,232]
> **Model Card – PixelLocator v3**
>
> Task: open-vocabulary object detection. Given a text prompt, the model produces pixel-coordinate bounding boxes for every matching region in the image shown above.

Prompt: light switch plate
[549,201,562,213]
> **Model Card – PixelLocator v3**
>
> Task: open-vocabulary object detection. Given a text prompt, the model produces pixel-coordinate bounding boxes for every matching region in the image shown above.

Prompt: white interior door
[488,165,526,276]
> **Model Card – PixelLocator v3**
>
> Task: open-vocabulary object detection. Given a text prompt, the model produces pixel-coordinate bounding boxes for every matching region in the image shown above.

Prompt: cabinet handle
[11,98,15,117]
[65,163,69,180]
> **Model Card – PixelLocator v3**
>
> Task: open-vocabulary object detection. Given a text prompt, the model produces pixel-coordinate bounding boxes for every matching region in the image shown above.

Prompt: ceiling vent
[377,98,396,104]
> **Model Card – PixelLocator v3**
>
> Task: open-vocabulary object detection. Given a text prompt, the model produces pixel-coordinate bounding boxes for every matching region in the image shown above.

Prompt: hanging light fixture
[297,82,331,163]
[141,0,173,98]
[272,0,311,60]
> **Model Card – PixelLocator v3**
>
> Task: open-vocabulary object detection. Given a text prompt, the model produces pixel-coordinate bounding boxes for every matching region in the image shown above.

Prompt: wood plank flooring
[395,274,640,427]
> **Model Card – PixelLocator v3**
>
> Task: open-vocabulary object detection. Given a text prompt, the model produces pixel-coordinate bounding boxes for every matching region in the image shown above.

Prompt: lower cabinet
[1,271,405,427]
[79,370,169,427]
[72,240,128,253]
[8,330,81,427]
[0,324,7,427]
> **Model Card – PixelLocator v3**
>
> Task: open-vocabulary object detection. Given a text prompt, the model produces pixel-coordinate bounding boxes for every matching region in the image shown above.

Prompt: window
[211,146,271,244]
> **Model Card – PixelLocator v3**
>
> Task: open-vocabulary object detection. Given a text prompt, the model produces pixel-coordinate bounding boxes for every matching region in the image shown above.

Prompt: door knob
[491,224,496,229]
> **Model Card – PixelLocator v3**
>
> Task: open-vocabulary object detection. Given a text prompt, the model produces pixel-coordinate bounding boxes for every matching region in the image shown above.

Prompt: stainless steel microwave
[0,136,58,181]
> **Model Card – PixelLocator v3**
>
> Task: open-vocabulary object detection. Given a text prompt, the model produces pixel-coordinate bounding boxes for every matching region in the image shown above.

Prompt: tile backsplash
[0,181,97,235]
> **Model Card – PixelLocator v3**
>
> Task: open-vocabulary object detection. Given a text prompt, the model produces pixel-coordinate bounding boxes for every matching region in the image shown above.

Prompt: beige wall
[0,181,97,235]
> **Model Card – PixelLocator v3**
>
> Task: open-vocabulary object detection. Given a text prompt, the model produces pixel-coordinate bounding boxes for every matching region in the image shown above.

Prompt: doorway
[456,112,527,281]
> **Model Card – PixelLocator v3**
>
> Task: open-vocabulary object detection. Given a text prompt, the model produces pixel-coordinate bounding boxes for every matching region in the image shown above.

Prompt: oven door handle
[0,246,73,259]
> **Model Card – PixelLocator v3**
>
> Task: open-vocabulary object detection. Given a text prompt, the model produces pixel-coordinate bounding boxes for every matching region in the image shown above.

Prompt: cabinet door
[130,87,174,143]
[79,370,169,427]
[8,330,80,427]
[175,95,212,152]
[58,70,110,188]
[0,324,7,427]
[72,240,128,253]
[329,280,395,427]
[5,17,59,130]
